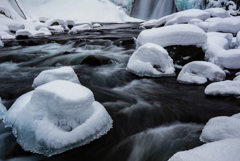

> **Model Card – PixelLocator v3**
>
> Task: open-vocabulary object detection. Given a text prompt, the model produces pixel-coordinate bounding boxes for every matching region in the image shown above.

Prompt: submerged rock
[3,80,113,157]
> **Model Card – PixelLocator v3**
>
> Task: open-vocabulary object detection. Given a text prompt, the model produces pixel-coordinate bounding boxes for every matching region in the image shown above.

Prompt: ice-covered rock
[218,49,240,69]
[126,43,175,77]
[205,8,230,18]
[69,24,92,34]
[4,80,113,157]
[177,61,226,84]
[169,138,240,161]
[154,9,210,27]
[32,67,80,88]
[205,80,240,96]
[200,116,240,142]
[136,24,207,48]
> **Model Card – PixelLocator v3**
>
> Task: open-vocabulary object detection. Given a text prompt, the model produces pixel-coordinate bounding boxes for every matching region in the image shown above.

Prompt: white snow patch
[218,49,240,69]
[177,61,226,84]
[169,139,240,161]
[205,8,231,18]
[32,67,80,88]
[93,23,101,28]
[136,24,207,48]
[3,80,112,157]
[0,5,12,19]
[126,43,175,77]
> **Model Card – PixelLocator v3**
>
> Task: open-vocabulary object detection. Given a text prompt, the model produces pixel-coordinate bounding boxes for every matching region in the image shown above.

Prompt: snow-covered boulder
[154,9,210,27]
[3,80,113,157]
[169,139,240,161]
[16,29,32,38]
[200,116,240,143]
[126,43,175,77]
[136,24,207,48]
[205,8,230,18]
[177,61,226,84]
[48,25,64,34]
[205,80,240,96]
[45,19,68,29]
[69,24,92,34]
[32,67,80,88]
[218,49,240,69]
[93,23,101,28]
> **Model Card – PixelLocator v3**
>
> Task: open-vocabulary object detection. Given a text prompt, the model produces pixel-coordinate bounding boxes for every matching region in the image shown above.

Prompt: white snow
[218,49,240,69]
[0,40,3,47]
[136,24,207,48]
[205,8,230,18]
[177,61,226,84]
[153,9,210,27]
[48,25,65,34]
[93,23,101,28]
[32,67,80,88]
[236,31,240,48]
[200,116,240,142]
[168,139,240,161]
[69,24,92,35]
[15,29,32,38]
[3,80,113,157]
[0,101,7,120]
[126,43,175,77]
[205,80,240,96]
[45,19,68,29]
[0,5,12,19]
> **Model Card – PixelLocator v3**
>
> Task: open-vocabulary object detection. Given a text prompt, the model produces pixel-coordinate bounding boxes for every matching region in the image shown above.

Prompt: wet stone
[81,55,114,66]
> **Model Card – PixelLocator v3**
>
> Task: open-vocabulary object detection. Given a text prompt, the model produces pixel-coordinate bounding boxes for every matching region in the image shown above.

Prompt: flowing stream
[0,23,240,161]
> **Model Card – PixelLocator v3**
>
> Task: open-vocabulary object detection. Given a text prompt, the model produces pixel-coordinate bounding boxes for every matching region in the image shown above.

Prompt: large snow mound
[200,116,240,142]
[205,79,240,96]
[126,43,175,77]
[169,139,240,161]
[136,24,207,48]
[218,49,240,69]
[32,67,80,88]
[3,80,113,157]
[177,61,226,84]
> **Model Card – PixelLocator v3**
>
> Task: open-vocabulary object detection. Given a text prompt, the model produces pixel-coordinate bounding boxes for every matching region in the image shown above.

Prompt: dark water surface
[0,23,239,161]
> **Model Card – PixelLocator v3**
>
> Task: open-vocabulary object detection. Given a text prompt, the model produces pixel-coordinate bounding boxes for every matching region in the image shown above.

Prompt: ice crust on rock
[136,24,207,48]
[200,116,240,142]
[32,67,80,88]
[205,79,240,96]
[3,80,113,157]
[177,61,226,84]
[126,43,175,77]
[168,139,240,161]
[69,24,92,35]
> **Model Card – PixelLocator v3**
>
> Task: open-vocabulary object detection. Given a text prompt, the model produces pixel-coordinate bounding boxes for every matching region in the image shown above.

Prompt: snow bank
[69,24,92,35]
[169,139,240,161]
[205,8,230,18]
[177,61,226,84]
[3,80,112,157]
[32,67,80,88]
[127,43,175,77]
[136,24,207,48]
[205,79,240,96]
[153,9,210,27]
[200,116,240,142]
[218,49,240,69]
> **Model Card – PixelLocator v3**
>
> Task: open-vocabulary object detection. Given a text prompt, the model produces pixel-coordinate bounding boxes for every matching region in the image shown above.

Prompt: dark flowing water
[0,23,240,161]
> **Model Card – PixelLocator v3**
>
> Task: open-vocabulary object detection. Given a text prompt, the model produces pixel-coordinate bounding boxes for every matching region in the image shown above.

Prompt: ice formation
[126,43,175,77]
[32,67,80,88]
[205,79,240,96]
[136,24,207,48]
[174,0,206,11]
[177,61,226,84]
[169,139,240,161]
[200,115,240,142]
[3,80,113,157]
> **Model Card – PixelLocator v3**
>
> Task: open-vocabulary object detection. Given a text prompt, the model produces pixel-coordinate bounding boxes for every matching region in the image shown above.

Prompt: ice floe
[32,67,80,88]
[127,43,175,77]
[177,61,226,84]
[136,24,207,48]
[3,80,113,157]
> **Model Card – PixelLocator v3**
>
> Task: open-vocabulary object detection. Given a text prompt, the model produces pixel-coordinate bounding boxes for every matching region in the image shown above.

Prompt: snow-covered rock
[45,19,68,29]
[154,9,210,27]
[205,80,240,96]
[136,24,207,48]
[205,8,230,18]
[177,61,226,84]
[69,24,92,34]
[32,67,80,88]
[3,80,113,157]
[126,43,175,77]
[16,29,32,38]
[200,116,240,142]
[48,25,64,34]
[218,49,240,69]
[93,23,101,28]
[169,139,240,161]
